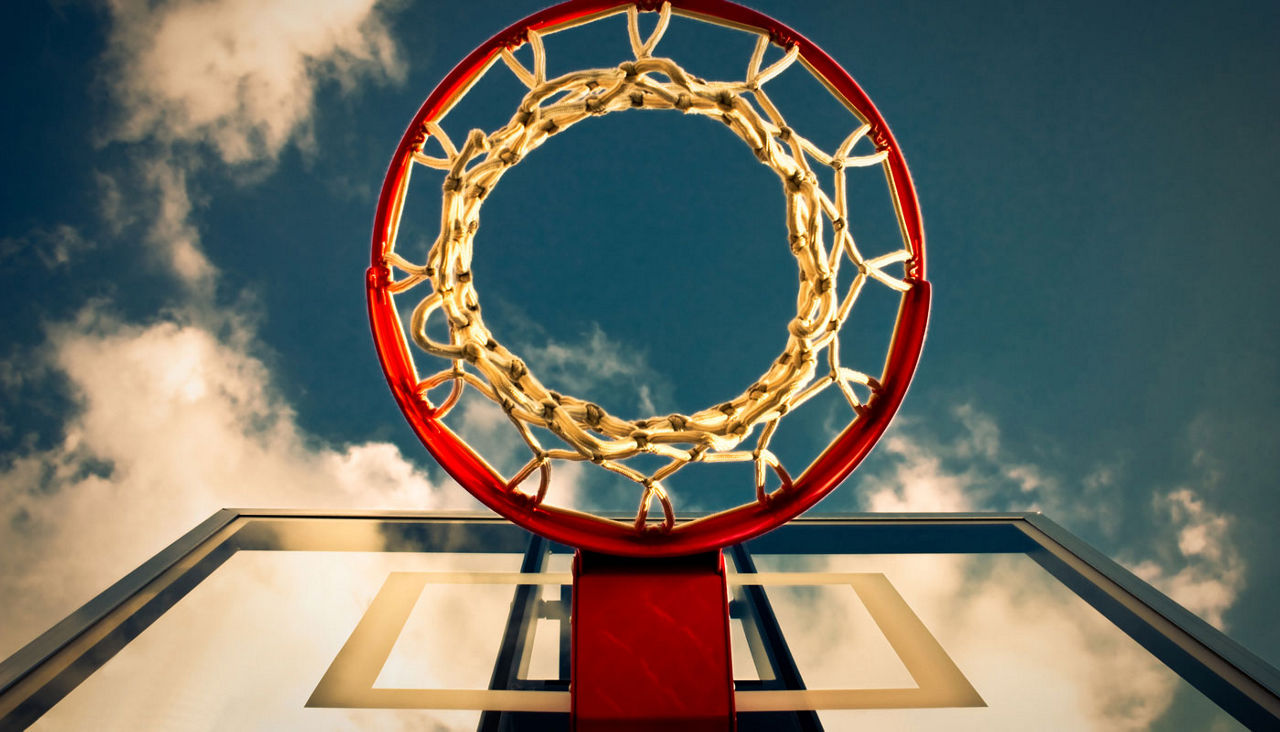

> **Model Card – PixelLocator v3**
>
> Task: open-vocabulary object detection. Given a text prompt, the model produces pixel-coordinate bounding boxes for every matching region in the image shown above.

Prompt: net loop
[417,368,464,417]
[754,450,793,505]
[635,480,676,533]
[508,455,552,506]
[627,3,672,60]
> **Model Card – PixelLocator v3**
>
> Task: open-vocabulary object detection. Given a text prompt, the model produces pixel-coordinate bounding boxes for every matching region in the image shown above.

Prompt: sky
[0,0,1276,705]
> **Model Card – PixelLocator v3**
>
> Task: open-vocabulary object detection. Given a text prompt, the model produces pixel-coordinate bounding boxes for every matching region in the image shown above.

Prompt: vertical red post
[571,549,736,731]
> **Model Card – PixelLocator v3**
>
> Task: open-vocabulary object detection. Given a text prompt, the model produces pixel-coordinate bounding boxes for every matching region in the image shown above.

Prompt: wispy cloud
[0,225,94,270]
[502,317,675,420]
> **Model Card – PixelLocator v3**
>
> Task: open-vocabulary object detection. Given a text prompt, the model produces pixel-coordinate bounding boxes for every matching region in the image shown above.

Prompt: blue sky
[1,0,1276,701]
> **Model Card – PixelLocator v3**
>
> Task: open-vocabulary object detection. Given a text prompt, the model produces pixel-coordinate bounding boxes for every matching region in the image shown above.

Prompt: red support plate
[572,550,735,730]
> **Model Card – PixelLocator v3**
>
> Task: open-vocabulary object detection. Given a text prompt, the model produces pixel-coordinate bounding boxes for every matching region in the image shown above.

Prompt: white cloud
[1128,489,1244,629]
[856,405,1050,513]
[98,0,403,286]
[104,0,402,165]
[860,432,975,512]
[0,306,477,659]
[140,158,217,289]
[950,403,1000,461]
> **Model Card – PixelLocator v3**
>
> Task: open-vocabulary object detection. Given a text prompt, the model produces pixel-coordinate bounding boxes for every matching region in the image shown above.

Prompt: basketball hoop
[369,2,928,727]
[367,0,928,558]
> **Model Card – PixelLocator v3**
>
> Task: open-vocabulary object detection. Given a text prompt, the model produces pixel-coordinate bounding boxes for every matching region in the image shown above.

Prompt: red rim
[367,0,929,556]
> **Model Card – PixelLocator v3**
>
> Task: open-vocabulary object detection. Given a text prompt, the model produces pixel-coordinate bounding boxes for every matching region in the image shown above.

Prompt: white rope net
[384,3,914,532]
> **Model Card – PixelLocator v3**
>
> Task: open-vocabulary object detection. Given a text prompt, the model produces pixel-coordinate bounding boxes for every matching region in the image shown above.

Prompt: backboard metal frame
[2,511,1277,729]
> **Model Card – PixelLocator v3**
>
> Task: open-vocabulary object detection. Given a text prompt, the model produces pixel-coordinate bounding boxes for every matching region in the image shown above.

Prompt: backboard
[2,511,1276,729]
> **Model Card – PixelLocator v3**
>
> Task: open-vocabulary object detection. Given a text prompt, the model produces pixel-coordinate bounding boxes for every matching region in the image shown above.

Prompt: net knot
[585,96,607,114]
[619,61,638,80]
[787,317,810,338]
[499,149,522,166]
[667,414,688,431]
[409,122,429,150]
[443,176,462,192]
[715,90,736,110]
[629,91,645,107]
[508,358,528,380]
[674,93,693,111]
[584,403,605,428]
[464,129,489,155]
[542,119,559,134]
[462,342,482,361]
[631,431,650,448]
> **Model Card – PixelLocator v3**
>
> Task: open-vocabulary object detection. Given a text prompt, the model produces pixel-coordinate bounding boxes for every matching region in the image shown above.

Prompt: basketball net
[381,3,918,534]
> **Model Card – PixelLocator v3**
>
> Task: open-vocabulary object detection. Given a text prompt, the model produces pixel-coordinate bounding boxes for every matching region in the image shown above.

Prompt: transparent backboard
[1,512,1276,730]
